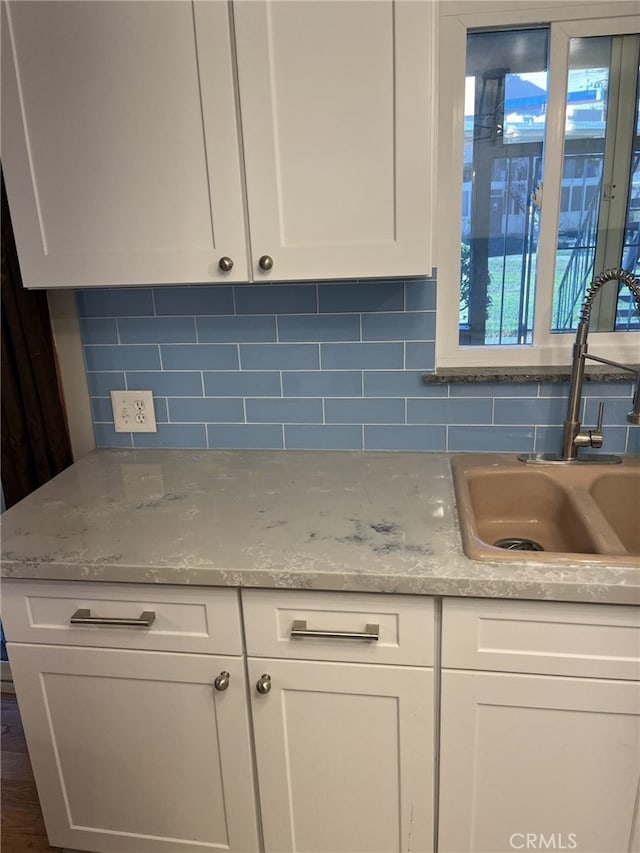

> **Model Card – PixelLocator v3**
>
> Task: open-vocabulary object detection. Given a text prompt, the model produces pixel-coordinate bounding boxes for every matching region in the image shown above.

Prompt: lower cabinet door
[439,670,640,853]
[7,643,260,853]
[248,657,434,853]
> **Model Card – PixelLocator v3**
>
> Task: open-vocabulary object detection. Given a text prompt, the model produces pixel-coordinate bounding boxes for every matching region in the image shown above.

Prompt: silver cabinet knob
[214,671,230,691]
[218,256,234,272]
[256,673,272,694]
[258,255,273,271]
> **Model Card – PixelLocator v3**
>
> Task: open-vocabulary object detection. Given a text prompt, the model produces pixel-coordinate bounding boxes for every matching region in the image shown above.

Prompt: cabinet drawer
[442,597,640,680]
[2,580,242,655]
[242,590,434,666]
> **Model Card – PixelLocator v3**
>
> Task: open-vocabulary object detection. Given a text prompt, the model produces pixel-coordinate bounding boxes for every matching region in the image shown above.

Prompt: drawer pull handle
[290,620,379,641]
[69,608,156,628]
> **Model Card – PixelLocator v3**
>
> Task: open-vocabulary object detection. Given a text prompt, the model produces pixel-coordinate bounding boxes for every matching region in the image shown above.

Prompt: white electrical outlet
[110,390,157,433]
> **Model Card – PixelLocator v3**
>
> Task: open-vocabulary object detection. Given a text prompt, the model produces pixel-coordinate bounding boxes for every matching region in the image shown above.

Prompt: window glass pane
[552,37,609,332]
[461,29,548,347]
[552,34,639,334]
[617,63,640,330]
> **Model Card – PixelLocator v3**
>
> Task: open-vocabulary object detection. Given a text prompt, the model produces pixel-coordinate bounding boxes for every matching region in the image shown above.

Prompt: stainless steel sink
[451,454,640,565]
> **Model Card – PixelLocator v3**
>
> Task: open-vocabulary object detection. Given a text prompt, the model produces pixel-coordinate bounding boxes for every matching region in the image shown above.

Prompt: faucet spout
[520,267,640,465]
[578,267,640,324]
[560,267,640,462]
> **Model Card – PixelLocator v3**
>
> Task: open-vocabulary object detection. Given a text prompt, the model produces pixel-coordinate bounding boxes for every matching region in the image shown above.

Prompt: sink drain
[494,537,544,552]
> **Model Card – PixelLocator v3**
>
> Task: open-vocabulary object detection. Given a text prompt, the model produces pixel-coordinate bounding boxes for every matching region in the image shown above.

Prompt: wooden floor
[1,692,86,853]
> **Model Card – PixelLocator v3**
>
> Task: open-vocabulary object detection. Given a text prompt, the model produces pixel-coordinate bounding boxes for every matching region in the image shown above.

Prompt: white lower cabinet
[6,582,637,853]
[248,658,434,853]
[2,580,259,853]
[243,589,436,853]
[438,598,640,853]
[4,582,435,853]
[6,643,260,853]
[439,670,640,853]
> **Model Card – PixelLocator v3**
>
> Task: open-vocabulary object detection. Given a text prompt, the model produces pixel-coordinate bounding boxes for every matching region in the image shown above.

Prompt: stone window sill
[422,366,638,385]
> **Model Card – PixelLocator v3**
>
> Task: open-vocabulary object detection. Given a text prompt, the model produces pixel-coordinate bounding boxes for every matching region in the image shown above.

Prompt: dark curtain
[1,173,73,509]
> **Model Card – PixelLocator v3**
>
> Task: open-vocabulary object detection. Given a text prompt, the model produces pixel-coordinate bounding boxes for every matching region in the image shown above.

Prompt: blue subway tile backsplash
[407,398,493,425]
[448,426,535,453]
[133,424,208,449]
[362,311,435,341]
[160,344,239,371]
[118,316,197,344]
[87,371,126,397]
[245,398,323,424]
[240,342,320,370]
[278,313,360,342]
[207,423,284,450]
[284,425,363,451]
[197,315,276,343]
[76,276,639,454]
[324,398,405,425]
[493,397,568,426]
[627,428,640,455]
[282,371,362,398]
[125,371,203,397]
[79,318,119,345]
[405,341,436,369]
[364,425,447,452]
[584,393,635,424]
[363,371,445,398]
[318,280,404,313]
[77,288,154,317]
[166,398,243,423]
[235,283,317,315]
[84,344,161,372]
[204,371,282,397]
[94,423,137,447]
[320,341,405,370]
[154,286,234,316]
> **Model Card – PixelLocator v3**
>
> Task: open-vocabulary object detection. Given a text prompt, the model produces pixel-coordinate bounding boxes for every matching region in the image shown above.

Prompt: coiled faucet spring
[579,268,640,324]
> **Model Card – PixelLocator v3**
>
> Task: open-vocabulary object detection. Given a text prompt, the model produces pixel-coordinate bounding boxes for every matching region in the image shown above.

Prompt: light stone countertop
[1,449,638,605]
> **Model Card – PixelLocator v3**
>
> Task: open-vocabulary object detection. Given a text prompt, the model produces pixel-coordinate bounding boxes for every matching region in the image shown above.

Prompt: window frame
[435,1,640,369]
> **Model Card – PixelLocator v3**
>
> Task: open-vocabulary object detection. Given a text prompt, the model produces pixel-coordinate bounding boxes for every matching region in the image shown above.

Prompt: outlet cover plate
[110,390,157,433]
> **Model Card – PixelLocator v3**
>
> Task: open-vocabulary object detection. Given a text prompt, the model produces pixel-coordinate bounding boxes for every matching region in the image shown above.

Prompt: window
[436,3,639,368]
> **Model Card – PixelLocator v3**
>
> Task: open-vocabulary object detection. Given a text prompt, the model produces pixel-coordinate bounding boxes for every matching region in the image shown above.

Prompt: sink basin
[451,454,640,566]
[590,472,640,556]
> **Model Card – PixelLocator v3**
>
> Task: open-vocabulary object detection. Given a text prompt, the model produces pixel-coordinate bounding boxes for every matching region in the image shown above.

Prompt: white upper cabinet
[233,0,435,281]
[1,0,435,288]
[1,0,248,287]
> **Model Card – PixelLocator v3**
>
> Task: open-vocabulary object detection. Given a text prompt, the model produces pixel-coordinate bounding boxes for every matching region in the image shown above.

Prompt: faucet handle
[573,400,605,450]
[589,401,605,448]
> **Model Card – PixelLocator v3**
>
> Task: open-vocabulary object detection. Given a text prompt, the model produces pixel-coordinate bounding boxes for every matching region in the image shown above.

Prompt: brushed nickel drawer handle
[290,619,379,641]
[69,608,156,628]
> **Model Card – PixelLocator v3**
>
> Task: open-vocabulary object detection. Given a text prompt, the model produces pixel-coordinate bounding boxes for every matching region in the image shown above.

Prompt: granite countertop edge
[1,448,638,606]
[2,561,638,606]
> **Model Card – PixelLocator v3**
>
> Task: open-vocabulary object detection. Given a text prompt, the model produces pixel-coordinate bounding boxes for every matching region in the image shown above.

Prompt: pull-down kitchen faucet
[521,267,640,464]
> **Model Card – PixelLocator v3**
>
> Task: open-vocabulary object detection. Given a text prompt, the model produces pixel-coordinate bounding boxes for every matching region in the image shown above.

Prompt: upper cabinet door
[233,0,435,282]
[1,1,248,287]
